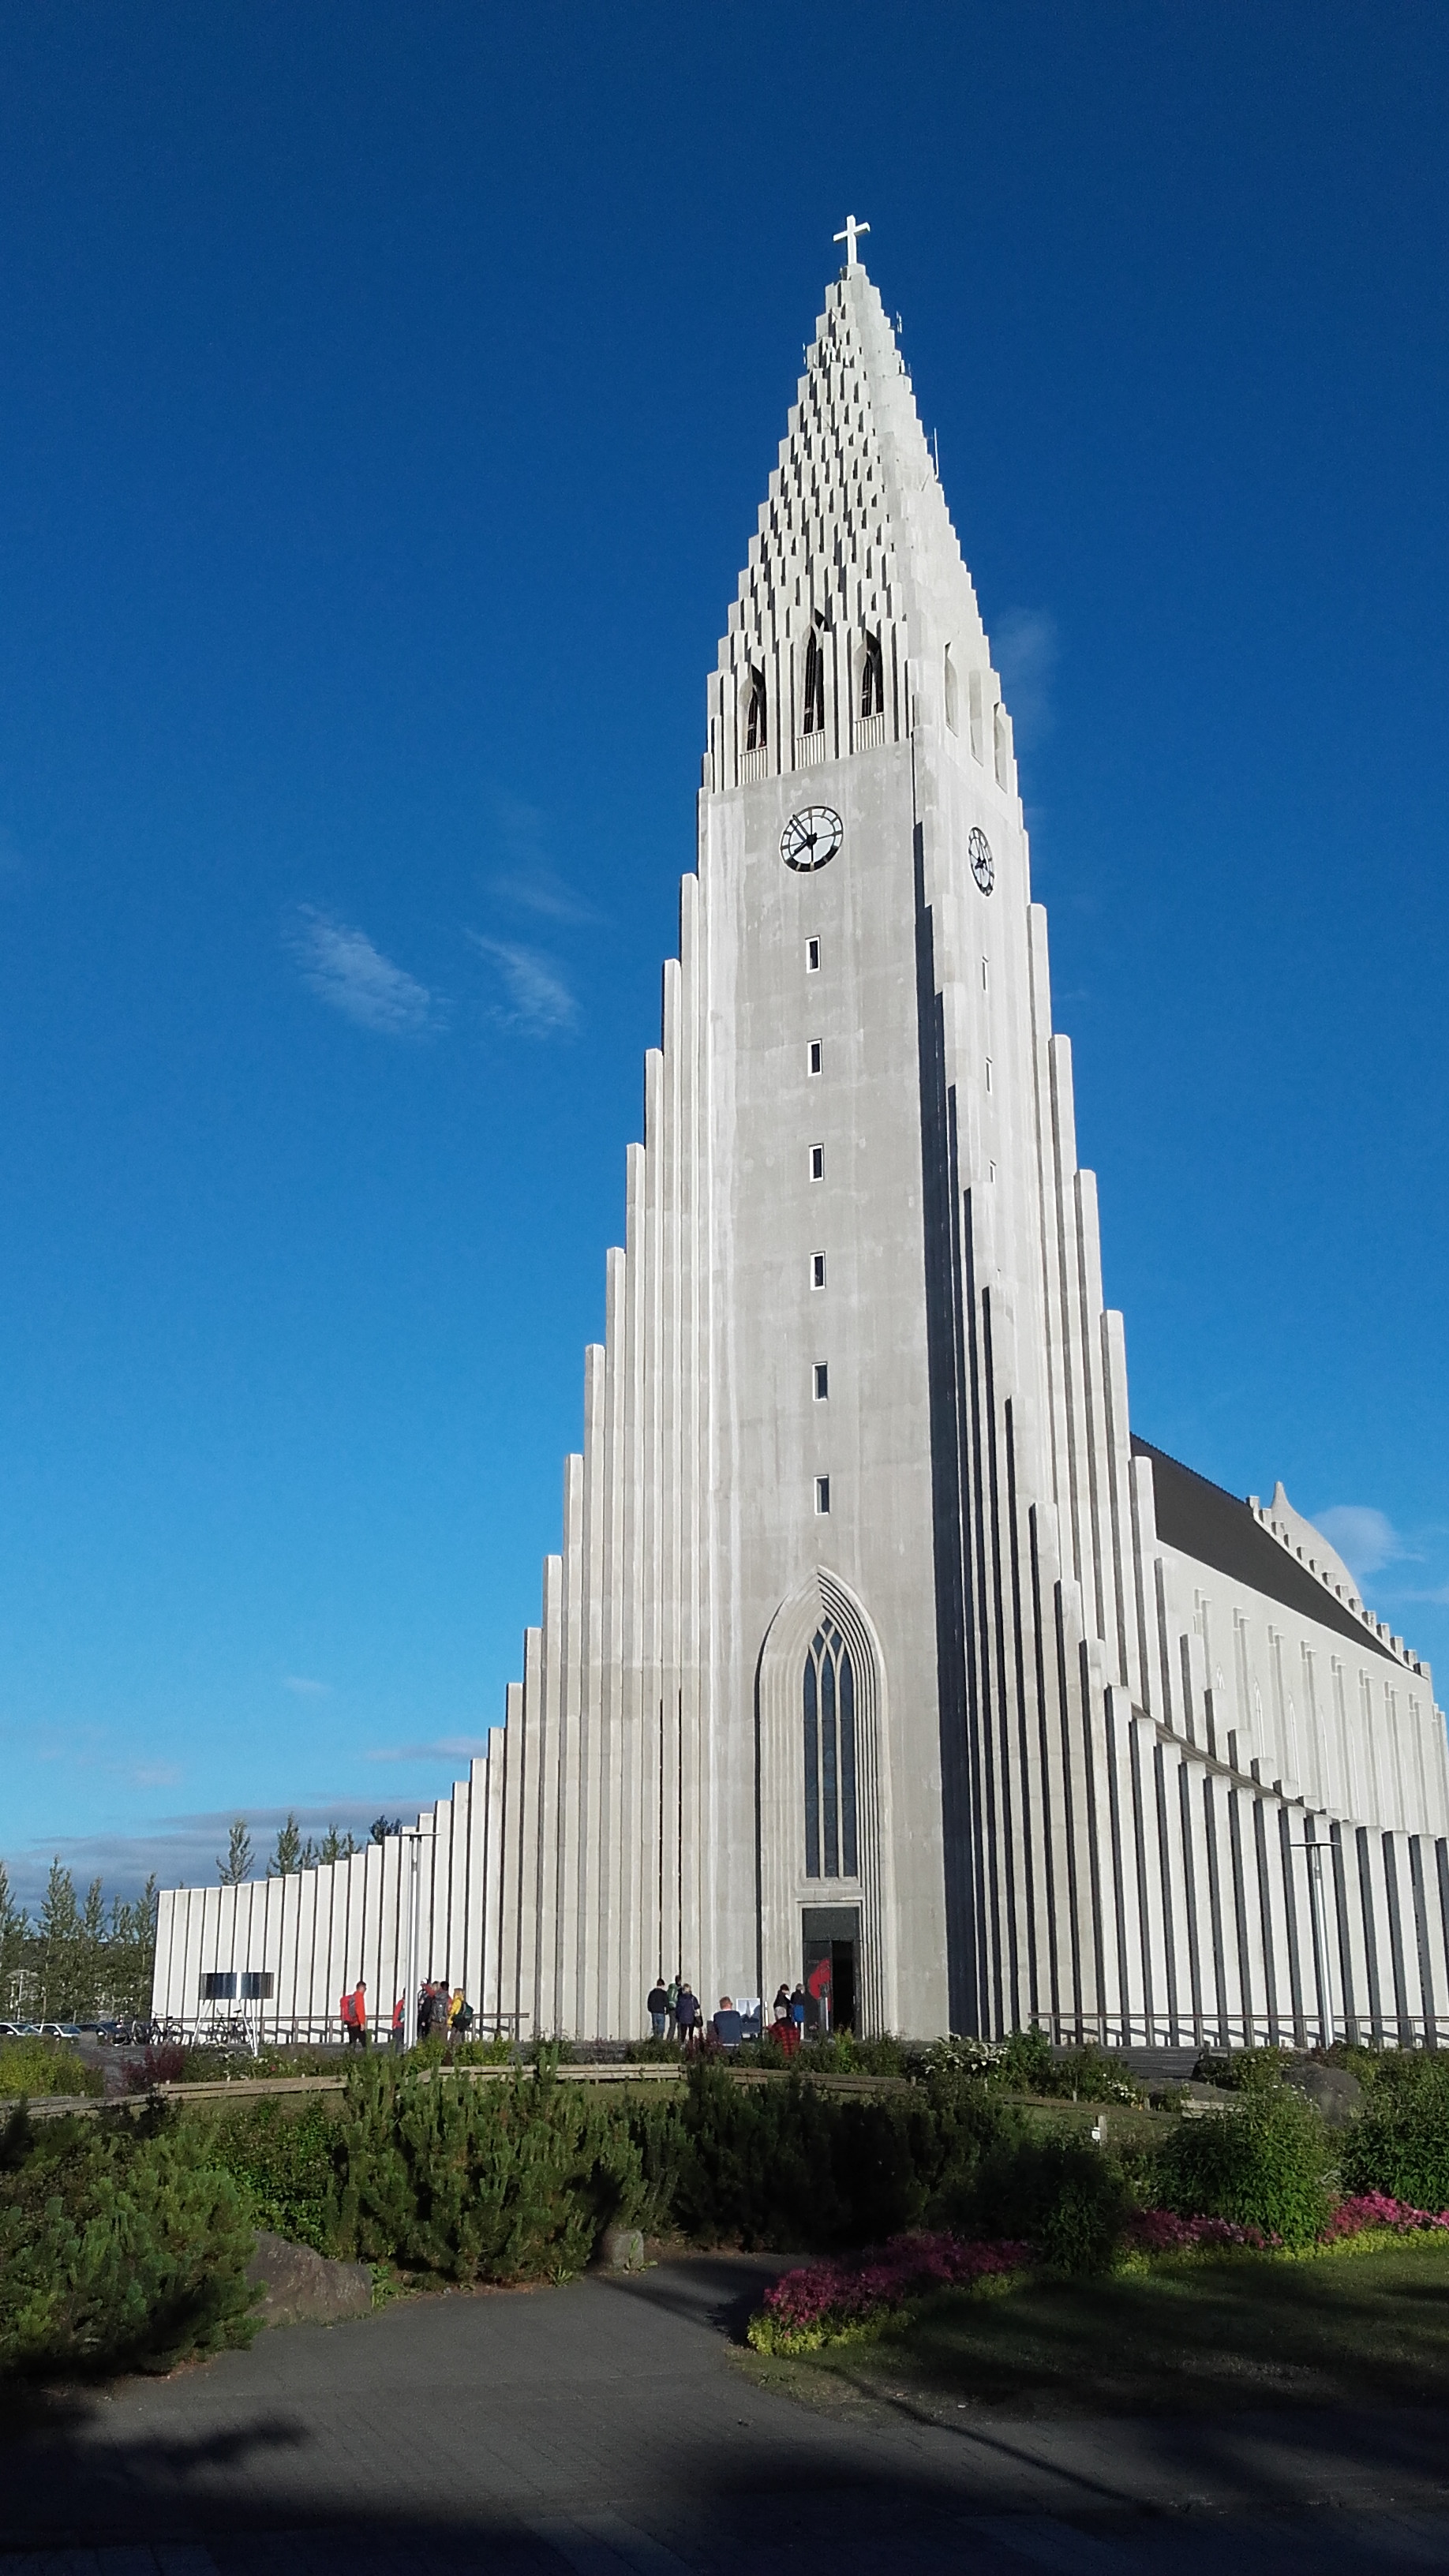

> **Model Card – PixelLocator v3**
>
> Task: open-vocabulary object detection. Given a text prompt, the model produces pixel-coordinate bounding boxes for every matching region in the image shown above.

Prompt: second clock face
[969,826,995,895]
[781,806,844,873]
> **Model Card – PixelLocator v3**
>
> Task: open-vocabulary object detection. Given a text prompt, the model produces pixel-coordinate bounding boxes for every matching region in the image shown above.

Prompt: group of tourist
[337,1977,478,2049]
[643,1975,822,2054]
[645,1975,704,2046]
[413,1978,475,2044]
[342,1967,822,2057]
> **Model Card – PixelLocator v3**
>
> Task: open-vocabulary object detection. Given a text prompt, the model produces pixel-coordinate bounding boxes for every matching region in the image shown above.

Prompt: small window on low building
[811,1252,826,1288]
[808,1040,822,1075]
[810,1143,825,1180]
[807,938,821,972]
[240,1971,275,2001]
[815,1476,831,1515]
[201,1971,238,2001]
[814,1363,829,1399]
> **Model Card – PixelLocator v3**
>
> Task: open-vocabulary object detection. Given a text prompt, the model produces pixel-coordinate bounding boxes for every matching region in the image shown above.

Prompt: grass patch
[739,2235,1449,2419]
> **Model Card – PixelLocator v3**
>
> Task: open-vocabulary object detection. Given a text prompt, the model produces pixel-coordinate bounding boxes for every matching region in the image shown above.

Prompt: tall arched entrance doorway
[755,1568,897,2035]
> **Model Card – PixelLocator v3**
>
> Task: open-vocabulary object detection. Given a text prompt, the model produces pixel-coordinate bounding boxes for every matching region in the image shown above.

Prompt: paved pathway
[2,2256,1448,2570]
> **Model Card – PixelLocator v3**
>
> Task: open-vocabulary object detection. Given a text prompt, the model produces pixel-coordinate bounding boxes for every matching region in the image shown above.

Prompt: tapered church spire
[708,251,1003,797]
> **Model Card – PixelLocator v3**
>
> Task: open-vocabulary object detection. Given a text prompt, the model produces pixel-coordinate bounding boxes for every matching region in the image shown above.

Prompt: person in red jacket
[339,1979,368,2048]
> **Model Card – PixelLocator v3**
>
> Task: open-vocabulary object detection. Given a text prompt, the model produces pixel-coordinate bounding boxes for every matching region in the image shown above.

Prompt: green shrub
[203,2096,343,2254]
[1340,2054,1449,2210]
[0,2103,257,2378]
[631,2061,1025,2253]
[1157,2087,1332,2248]
[917,2028,1140,2104]
[331,2060,643,2281]
[1192,2046,1295,2094]
[0,2038,103,2099]
[967,2128,1128,2272]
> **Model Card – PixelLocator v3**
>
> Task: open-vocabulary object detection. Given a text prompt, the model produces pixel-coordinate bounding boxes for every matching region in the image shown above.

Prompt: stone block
[596,2225,646,2273]
[246,2230,373,2327]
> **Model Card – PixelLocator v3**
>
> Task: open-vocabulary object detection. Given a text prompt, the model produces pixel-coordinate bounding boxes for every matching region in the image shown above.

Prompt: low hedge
[22,2038,1449,2382]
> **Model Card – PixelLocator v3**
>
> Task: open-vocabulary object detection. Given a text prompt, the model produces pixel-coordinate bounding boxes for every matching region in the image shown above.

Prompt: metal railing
[1029,2010,1449,2053]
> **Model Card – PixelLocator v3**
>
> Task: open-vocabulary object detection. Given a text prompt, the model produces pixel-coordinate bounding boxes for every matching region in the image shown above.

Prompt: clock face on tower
[781,806,844,873]
[968,826,995,896]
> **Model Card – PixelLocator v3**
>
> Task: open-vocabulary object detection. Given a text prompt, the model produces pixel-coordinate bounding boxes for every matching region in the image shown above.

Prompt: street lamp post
[1290,1831,1335,2048]
[399,1828,428,2052]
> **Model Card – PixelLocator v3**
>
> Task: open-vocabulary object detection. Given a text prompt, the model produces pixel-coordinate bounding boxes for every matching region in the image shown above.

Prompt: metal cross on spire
[833,214,870,268]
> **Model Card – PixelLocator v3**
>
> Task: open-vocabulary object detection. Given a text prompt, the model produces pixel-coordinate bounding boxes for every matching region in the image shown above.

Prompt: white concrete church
[154,233,1449,2051]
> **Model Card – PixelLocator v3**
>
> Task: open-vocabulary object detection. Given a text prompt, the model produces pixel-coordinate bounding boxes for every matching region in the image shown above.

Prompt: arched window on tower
[746,665,768,753]
[802,630,825,736]
[803,1620,858,1879]
[944,644,959,735]
[859,629,885,721]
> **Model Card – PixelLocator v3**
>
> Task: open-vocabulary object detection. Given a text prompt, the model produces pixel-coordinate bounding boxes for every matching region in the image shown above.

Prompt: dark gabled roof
[1131,1435,1395,1664]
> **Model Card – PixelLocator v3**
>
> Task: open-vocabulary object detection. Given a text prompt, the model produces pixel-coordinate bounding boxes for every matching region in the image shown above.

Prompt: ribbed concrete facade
[153,256,1449,2049]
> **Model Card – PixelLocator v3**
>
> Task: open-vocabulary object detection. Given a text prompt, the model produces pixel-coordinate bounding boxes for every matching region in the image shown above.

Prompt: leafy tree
[370,1815,402,1844]
[316,1826,358,1866]
[216,1820,254,1886]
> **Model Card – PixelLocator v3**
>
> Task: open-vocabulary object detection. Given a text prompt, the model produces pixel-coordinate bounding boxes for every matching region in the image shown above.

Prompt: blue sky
[1,3,1446,1906]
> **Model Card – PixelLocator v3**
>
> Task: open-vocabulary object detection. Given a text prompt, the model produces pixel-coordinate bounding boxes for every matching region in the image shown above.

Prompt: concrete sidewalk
[2,2255,1448,2571]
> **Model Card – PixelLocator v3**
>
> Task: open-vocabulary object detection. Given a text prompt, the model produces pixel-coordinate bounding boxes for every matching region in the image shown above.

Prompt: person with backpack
[675,1981,701,2053]
[339,1979,367,2049]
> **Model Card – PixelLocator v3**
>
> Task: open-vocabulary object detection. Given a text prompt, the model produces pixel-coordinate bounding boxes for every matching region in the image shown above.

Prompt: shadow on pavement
[0,2256,1447,2569]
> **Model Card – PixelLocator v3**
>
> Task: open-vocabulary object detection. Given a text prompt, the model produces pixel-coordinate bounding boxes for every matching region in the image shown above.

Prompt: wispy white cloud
[365,1735,489,1765]
[488,794,603,925]
[469,933,577,1035]
[289,906,441,1037]
[283,1676,332,1698]
[993,607,1059,752]
[1316,1505,1402,1582]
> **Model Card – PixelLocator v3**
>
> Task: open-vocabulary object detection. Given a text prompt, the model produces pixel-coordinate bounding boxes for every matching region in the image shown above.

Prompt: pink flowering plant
[1320,2192,1449,2244]
[1125,2208,1279,2254]
[747,2231,1031,2355]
